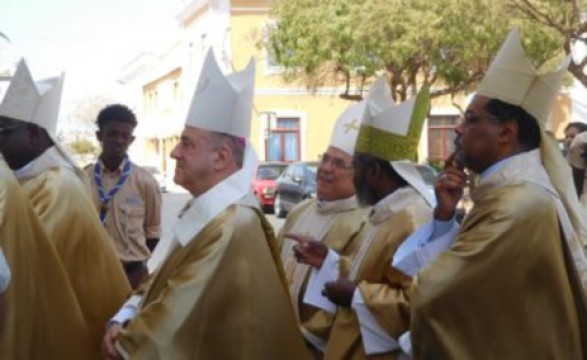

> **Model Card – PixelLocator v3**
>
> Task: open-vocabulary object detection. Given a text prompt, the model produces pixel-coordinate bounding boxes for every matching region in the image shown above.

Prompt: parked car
[252,161,288,213]
[274,161,319,218]
[414,164,437,197]
[142,165,167,193]
[415,163,469,223]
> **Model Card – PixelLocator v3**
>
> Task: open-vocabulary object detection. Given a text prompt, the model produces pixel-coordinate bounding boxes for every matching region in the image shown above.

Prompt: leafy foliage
[505,0,587,87]
[266,0,567,101]
[68,137,98,156]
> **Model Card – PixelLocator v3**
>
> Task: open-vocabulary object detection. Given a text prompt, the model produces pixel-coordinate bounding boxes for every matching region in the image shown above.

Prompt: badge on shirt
[126,196,143,207]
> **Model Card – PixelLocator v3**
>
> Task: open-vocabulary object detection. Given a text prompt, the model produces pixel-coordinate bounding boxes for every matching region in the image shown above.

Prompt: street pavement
[148,191,286,270]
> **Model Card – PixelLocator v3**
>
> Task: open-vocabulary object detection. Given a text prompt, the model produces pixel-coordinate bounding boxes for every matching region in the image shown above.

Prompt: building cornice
[177,0,210,25]
[230,7,270,13]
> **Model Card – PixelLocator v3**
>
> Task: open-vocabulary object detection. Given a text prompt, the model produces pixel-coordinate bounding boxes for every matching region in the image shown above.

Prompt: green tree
[506,0,587,87]
[267,0,565,102]
[68,137,98,156]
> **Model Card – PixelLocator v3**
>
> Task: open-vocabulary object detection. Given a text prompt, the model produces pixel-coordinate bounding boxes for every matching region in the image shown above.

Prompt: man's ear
[212,144,234,171]
[497,119,518,145]
[365,162,380,183]
[96,130,103,143]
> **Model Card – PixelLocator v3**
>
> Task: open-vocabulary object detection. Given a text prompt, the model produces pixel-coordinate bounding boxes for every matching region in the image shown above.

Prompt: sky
[1,0,180,125]
[3,0,587,128]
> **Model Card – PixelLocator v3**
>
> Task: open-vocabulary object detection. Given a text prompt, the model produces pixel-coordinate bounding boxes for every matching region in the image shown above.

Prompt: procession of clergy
[0,27,585,359]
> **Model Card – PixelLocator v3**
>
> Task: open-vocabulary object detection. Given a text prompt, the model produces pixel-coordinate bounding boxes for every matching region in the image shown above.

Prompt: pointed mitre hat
[355,76,434,206]
[0,59,64,136]
[185,49,255,138]
[0,59,83,176]
[476,28,570,127]
[328,100,366,156]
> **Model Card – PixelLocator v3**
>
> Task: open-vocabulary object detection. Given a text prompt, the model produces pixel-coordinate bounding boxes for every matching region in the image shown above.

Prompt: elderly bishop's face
[317,146,355,201]
[170,127,219,196]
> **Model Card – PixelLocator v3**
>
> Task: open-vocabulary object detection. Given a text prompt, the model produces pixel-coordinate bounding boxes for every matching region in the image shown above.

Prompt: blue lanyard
[94,158,132,225]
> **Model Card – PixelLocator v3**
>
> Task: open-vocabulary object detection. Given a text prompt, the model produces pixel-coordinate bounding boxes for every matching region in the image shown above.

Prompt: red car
[253,161,288,213]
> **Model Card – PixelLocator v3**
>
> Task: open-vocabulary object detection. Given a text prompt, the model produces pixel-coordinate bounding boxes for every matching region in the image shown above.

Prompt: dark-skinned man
[278,101,368,358]
[0,59,130,354]
[84,104,161,289]
[406,28,587,359]
[288,76,434,360]
[0,157,98,359]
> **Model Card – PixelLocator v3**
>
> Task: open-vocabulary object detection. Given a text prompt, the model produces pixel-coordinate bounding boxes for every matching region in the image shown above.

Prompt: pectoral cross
[343,119,360,133]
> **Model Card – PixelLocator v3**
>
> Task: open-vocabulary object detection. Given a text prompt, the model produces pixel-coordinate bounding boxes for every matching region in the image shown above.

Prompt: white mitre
[0,59,64,135]
[0,59,82,176]
[328,100,365,156]
[476,28,570,126]
[185,49,255,138]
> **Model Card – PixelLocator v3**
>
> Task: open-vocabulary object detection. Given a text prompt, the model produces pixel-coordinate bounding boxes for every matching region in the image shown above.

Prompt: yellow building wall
[230,6,362,161]
[141,68,183,173]
[252,96,360,160]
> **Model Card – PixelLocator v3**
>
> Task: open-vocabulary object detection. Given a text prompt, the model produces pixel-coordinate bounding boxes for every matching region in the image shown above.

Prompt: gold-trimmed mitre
[355,76,430,161]
[328,100,366,156]
[476,28,570,127]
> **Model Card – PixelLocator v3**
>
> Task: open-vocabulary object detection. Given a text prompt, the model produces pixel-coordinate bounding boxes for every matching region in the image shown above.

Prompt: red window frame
[428,115,459,161]
[265,117,301,161]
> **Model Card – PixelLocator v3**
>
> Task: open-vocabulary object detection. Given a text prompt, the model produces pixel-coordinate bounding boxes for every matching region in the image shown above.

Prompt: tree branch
[431,71,484,99]
[508,0,567,35]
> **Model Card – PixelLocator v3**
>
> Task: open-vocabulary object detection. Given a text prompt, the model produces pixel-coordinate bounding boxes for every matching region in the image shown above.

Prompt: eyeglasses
[320,153,353,171]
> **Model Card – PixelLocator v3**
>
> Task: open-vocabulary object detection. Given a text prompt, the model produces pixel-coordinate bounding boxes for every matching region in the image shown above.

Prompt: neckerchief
[94,158,132,225]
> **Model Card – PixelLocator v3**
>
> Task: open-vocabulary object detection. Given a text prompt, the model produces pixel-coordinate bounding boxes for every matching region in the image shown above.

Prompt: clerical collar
[479,155,516,180]
[472,150,556,202]
[172,145,257,246]
[316,195,359,214]
[14,146,72,180]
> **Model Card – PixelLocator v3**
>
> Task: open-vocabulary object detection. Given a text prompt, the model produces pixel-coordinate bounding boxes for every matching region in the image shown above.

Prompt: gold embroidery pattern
[355,89,430,161]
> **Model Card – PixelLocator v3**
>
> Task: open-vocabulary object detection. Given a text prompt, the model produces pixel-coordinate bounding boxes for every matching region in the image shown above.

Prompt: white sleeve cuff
[431,217,456,238]
[115,340,130,360]
[351,289,400,355]
[302,249,340,314]
[109,295,143,326]
[417,221,460,267]
[392,221,459,276]
[399,331,412,358]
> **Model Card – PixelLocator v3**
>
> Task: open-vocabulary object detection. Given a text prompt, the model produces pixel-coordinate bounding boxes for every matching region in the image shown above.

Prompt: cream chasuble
[14,147,131,351]
[116,198,311,359]
[0,159,99,359]
[323,187,432,360]
[114,136,310,358]
[411,150,587,359]
[278,196,367,352]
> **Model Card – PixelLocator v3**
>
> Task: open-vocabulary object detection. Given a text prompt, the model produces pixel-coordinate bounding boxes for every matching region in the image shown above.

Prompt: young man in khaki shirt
[85,104,161,288]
